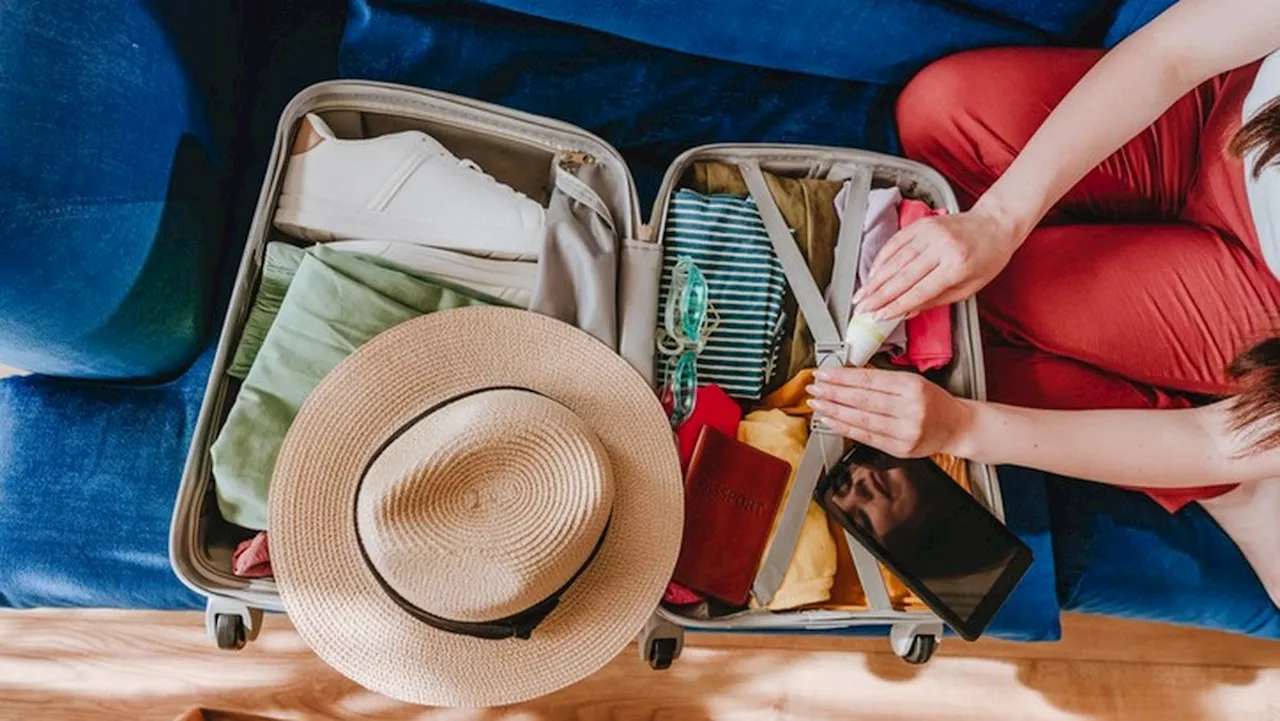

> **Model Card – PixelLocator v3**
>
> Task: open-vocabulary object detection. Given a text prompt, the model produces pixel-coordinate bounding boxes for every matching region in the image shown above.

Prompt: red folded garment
[674,384,742,470]
[232,532,273,578]
[893,199,954,372]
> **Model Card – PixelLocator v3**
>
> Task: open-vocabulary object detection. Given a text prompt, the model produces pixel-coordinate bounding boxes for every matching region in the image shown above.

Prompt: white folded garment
[326,239,537,307]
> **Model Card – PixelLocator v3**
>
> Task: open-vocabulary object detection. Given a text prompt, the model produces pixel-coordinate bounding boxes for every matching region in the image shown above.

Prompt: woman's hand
[852,204,1023,321]
[806,367,976,458]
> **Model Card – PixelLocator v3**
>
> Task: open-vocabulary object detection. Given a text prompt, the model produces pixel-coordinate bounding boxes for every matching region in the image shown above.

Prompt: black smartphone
[813,444,1032,641]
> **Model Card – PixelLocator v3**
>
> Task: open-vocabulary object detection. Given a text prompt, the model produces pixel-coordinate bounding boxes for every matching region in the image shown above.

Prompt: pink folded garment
[663,581,706,606]
[892,199,954,372]
[232,532,273,578]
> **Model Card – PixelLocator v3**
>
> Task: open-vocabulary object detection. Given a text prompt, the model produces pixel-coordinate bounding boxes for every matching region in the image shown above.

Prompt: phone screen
[815,445,1031,638]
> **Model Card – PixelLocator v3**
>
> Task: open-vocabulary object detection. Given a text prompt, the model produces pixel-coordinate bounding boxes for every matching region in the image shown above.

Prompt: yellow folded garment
[740,409,837,611]
[760,368,816,418]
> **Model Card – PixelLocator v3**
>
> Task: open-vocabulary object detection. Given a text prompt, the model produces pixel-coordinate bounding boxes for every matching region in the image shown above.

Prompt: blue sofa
[3,0,1277,640]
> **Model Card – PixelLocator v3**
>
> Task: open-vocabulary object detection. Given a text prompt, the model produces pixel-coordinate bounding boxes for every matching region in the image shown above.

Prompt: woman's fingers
[814,366,908,393]
[817,416,895,451]
[854,228,917,305]
[853,253,914,310]
[872,266,951,321]
[856,255,939,317]
[807,382,898,415]
[926,280,971,310]
[808,398,899,438]
[807,369,936,456]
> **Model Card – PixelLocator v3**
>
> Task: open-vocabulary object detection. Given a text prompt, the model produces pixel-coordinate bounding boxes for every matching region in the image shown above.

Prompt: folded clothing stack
[659,163,952,403]
[656,162,965,615]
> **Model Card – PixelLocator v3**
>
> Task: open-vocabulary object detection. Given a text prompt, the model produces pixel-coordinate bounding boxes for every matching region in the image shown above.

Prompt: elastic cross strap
[820,169,895,612]
[738,163,842,346]
[740,163,886,607]
[827,168,873,330]
[751,433,831,602]
[846,526,894,612]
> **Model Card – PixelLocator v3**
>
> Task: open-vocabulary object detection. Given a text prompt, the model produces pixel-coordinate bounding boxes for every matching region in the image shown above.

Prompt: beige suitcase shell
[170,80,999,667]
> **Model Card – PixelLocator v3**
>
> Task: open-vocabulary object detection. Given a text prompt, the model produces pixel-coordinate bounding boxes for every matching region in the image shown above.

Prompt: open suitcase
[170,79,1002,667]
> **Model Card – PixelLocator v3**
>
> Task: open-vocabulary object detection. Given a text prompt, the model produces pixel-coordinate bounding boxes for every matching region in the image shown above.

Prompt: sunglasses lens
[679,265,709,342]
[664,260,688,342]
[660,257,714,425]
[668,352,698,424]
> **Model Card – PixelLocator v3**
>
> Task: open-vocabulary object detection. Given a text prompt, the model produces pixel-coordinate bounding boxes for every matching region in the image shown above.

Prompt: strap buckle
[814,341,849,368]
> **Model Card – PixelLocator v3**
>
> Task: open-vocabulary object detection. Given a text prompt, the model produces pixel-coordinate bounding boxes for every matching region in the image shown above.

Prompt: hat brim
[269,306,683,707]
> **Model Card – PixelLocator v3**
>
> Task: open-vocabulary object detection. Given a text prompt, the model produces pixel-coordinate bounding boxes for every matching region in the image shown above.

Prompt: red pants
[896,48,1280,512]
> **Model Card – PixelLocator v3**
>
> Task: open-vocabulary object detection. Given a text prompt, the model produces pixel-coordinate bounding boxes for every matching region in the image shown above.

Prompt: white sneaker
[273,113,546,260]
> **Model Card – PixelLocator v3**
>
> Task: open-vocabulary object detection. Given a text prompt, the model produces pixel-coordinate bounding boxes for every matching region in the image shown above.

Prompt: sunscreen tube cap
[845,313,903,367]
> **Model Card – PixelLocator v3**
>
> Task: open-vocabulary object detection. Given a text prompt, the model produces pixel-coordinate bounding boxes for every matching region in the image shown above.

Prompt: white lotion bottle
[844,312,903,367]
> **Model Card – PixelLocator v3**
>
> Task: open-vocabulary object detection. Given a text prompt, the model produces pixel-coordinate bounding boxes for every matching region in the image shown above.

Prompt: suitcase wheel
[214,613,247,651]
[647,637,678,670]
[899,634,937,665]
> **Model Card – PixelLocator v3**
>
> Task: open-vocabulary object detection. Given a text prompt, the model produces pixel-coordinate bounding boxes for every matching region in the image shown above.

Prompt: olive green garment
[211,243,509,530]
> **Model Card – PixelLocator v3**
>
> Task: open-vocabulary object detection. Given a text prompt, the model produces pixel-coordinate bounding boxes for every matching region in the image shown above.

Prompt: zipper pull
[559,150,596,169]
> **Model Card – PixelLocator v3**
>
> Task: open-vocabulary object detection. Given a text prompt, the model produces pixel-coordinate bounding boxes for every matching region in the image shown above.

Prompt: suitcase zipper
[558,150,596,169]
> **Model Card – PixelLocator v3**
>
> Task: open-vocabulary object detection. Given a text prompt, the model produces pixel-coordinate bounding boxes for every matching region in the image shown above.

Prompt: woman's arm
[856,0,1280,320]
[958,400,1280,489]
[973,0,1280,241]
[808,368,1280,489]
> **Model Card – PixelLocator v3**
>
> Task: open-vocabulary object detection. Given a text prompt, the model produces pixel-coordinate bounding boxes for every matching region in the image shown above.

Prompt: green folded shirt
[212,243,509,530]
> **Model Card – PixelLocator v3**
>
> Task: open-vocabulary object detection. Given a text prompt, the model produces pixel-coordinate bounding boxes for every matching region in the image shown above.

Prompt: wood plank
[696,613,1280,669]
[0,610,1277,721]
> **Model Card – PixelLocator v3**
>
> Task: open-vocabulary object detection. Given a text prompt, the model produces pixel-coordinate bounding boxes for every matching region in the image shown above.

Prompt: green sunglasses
[657,256,719,425]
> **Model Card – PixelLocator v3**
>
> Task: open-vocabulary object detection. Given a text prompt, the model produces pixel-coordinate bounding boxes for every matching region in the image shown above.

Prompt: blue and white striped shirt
[658,189,787,400]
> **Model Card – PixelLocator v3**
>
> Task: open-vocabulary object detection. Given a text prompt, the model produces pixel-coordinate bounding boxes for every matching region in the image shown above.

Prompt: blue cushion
[0,0,241,380]
[0,351,212,609]
[397,0,1164,85]
[341,0,900,202]
[1048,476,1280,638]
[0,0,346,607]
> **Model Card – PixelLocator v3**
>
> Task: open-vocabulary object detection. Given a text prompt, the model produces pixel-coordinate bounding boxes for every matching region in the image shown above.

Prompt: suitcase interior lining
[654,148,993,620]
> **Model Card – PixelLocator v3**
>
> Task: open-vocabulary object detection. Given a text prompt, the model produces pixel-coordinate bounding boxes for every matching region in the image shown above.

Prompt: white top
[1244,50,1280,278]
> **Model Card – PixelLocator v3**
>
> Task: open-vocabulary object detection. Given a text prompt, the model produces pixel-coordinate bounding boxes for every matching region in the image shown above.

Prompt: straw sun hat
[268,306,684,707]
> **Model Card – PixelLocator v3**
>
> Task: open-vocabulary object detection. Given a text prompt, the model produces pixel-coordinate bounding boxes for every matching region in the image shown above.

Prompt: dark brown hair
[1226,103,1280,451]
[1227,338,1280,452]
[1231,97,1280,178]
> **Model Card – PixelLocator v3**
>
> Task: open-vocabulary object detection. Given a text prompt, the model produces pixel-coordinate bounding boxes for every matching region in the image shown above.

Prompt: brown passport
[672,426,792,606]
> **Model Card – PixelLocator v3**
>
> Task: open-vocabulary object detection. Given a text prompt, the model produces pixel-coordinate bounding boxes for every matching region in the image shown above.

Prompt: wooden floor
[1,610,1278,721]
